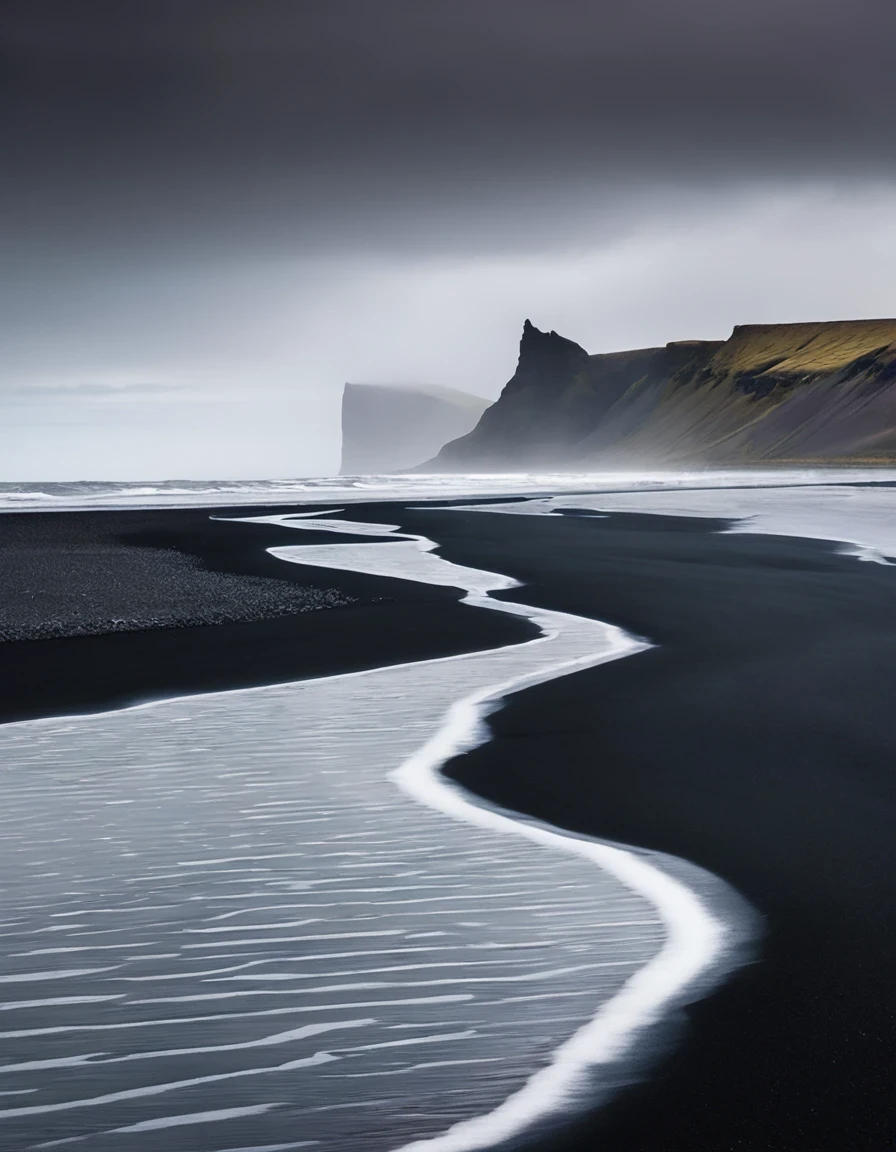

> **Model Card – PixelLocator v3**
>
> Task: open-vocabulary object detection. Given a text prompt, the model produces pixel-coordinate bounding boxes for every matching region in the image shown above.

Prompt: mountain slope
[423,319,896,470]
[340,383,488,474]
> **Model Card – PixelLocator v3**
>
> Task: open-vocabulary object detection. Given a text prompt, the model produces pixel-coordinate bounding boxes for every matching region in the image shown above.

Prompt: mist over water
[3,468,896,512]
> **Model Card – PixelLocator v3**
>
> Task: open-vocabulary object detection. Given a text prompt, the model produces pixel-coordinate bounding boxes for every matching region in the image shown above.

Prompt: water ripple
[0,510,753,1151]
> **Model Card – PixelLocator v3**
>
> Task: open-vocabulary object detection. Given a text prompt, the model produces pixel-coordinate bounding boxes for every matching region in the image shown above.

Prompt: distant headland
[417,318,896,471]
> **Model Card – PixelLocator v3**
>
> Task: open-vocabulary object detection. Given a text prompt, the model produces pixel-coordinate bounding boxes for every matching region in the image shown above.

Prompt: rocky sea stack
[340,382,489,474]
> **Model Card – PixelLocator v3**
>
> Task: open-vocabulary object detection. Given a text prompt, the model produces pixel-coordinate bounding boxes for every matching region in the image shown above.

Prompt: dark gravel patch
[0,504,536,722]
[0,542,355,642]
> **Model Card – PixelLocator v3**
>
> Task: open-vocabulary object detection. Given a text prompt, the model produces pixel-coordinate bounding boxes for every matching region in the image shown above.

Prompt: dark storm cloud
[3,1,896,481]
[2,0,894,257]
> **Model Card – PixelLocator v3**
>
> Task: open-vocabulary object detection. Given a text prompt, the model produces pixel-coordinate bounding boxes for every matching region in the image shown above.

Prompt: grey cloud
[2,2,896,480]
[2,1,895,260]
[5,383,185,398]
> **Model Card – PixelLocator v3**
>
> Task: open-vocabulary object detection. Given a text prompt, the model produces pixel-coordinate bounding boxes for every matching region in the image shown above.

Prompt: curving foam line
[235,509,742,1152]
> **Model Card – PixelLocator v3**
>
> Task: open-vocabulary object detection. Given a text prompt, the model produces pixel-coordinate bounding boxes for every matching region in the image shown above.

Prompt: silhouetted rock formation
[340,383,489,474]
[423,318,896,470]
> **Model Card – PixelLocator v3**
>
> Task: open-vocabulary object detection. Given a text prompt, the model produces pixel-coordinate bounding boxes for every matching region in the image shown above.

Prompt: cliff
[424,318,896,470]
[340,382,489,474]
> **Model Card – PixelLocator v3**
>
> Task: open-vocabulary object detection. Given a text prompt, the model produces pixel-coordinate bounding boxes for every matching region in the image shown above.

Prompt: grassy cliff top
[712,319,896,380]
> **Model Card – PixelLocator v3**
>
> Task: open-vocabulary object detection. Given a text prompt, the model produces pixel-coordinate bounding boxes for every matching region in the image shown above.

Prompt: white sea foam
[97,1103,282,1134]
[0,1053,339,1120]
[249,510,746,1151]
[205,1144,317,1152]
[3,467,895,512]
[0,492,758,1151]
[450,482,896,563]
[0,968,115,984]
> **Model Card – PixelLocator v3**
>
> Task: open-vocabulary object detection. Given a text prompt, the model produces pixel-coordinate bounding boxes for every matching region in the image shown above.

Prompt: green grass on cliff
[711,319,896,381]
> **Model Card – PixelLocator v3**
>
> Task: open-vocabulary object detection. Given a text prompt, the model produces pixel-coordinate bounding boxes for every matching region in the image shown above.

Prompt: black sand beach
[2,499,896,1151]
[0,507,536,723]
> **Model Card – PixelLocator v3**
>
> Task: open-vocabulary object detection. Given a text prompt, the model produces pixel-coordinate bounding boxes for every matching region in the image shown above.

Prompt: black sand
[2,500,896,1150]
[395,503,896,1152]
[0,506,536,722]
[0,511,358,643]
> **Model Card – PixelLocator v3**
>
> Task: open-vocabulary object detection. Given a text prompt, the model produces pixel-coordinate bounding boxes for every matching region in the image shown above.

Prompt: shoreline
[2,498,896,1148]
[402,502,896,1152]
[4,466,896,517]
[0,502,757,1152]
[240,509,755,1151]
[0,501,750,1152]
[0,504,537,724]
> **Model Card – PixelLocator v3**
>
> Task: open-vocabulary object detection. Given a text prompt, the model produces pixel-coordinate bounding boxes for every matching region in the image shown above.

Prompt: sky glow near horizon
[2,1,895,480]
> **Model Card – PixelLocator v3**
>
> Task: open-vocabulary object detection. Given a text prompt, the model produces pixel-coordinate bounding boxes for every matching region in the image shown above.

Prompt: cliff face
[340,383,489,474]
[424,318,896,470]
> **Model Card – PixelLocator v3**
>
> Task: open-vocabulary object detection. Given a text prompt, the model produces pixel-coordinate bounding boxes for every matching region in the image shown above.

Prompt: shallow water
[450,483,896,563]
[0,512,745,1152]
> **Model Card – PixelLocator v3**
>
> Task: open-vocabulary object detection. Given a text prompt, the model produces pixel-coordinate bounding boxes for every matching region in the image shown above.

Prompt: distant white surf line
[445,484,896,566]
[4,466,896,513]
[231,510,747,1152]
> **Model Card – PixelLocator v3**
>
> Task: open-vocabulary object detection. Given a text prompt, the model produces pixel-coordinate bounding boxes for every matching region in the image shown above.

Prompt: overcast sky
[2,0,895,480]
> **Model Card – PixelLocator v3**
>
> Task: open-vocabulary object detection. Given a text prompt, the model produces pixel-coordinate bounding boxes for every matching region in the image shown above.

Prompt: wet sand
[0,506,536,724]
[2,500,896,1149]
[396,502,896,1152]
